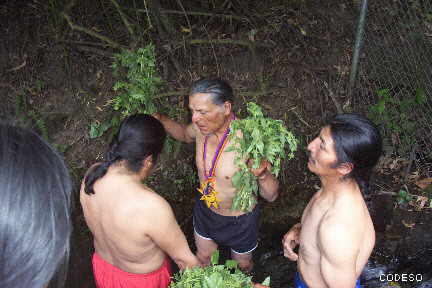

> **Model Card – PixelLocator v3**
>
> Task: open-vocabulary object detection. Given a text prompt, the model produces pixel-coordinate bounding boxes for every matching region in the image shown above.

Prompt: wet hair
[84,114,166,195]
[327,113,382,194]
[0,123,72,288]
[190,77,234,105]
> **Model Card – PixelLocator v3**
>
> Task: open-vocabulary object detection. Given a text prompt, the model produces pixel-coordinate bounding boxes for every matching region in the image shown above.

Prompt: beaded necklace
[197,115,235,208]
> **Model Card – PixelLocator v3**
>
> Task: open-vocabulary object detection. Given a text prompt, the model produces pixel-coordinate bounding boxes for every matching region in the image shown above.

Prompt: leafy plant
[227,102,298,212]
[397,188,413,205]
[368,87,426,156]
[170,250,269,288]
[88,44,163,138]
[112,44,162,116]
[89,120,112,139]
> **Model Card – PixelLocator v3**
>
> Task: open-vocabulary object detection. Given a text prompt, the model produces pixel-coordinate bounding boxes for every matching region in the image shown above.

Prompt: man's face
[188,93,229,135]
[306,126,339,176]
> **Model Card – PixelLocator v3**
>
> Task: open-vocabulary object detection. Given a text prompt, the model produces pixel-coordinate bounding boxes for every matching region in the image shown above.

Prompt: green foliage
[227,102,298,212]
[89,120,112,139]
[170,250,254,288]
[397,188,413,204]
[112,44,162,116]
[261,276,271,286]
[89,44,162,138]
[34,79,46,92]
[368,88,427,156]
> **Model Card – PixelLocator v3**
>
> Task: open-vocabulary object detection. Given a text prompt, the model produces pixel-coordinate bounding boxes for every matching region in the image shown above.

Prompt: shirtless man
[282,113,382,288]
[80,114,199,288]
[153,78,279,271]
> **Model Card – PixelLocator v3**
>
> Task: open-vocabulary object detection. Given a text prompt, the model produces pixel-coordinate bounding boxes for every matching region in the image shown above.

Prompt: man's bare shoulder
[322,193,365,230]
[318,211,360,260]
[333,187,366,217]
[318,196,365,255]
[121,185,179,234]
[123,185,172,214]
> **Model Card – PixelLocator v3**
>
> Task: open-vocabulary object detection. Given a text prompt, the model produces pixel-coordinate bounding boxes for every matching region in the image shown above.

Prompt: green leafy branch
[89,44,162,139]
[368,87,426,156]
[170,250,269,288]
[227,102,298,212]
[111,44,162,116]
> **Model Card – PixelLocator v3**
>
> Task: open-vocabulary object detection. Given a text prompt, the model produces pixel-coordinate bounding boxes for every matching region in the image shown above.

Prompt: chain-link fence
[353,0,432,177]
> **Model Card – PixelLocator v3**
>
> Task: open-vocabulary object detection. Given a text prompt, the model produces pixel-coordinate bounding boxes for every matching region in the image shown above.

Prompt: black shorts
[193,195,260,254]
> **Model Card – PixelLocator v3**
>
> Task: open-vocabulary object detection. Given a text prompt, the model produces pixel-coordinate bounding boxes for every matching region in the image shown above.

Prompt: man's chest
[300,196,330,253]
[195,137,238,182]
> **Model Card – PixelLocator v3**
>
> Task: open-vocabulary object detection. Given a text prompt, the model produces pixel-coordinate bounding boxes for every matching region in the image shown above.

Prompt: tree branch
[158,9,247,21]
[186,38,273,48]
[321,80,343,114]
[109,0,135,38]
[60,12,123,49]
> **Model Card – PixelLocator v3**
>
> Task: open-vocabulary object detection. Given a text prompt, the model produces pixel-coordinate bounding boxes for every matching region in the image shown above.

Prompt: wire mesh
[354,0,432,177]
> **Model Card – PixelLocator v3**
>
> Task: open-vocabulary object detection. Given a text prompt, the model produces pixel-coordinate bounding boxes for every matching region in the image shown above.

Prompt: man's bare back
[296,183,375,287]
[80,163,198,273]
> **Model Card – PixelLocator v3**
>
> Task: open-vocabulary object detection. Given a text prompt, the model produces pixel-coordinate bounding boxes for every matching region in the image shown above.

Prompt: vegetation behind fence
[354,0,432,177]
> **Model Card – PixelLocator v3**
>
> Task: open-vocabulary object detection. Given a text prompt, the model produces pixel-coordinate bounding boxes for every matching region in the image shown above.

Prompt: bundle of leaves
[112,44,162,117]
[170,251,269,288]
[227,102,298,212]
[89,44,162,139]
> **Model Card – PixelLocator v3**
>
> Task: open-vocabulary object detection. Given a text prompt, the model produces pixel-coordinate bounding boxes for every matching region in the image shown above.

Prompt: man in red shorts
[80,115,200,288]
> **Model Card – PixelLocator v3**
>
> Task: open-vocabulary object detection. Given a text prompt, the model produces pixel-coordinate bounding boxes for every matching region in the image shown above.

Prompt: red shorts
[92,253,172,288]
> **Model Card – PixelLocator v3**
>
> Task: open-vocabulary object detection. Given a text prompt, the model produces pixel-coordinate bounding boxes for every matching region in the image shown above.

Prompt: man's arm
[153,113,197,143]
[318,216,360,288]
[257,169,279,202]
[144,195,200,269]
[250,160,279,202]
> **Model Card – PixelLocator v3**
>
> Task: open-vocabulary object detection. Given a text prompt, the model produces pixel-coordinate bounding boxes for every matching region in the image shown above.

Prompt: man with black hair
[81,115,199,288]
[154,78,279,272]
[283,113,382,288]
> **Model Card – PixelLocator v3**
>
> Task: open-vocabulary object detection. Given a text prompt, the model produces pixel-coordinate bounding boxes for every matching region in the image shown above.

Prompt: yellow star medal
[198,177,219,208]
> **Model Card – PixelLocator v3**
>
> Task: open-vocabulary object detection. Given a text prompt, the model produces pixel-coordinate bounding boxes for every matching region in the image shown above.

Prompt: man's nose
[192,112,200,123]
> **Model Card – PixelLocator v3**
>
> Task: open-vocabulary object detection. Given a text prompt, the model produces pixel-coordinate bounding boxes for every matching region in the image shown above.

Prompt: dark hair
[327,113,382,194]
[84,114,166,195]
[190,77,234,105]
[0,123,72,288]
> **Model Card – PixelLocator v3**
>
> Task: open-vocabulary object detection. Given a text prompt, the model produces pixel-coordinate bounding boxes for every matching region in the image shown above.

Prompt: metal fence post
[348,0,368,105]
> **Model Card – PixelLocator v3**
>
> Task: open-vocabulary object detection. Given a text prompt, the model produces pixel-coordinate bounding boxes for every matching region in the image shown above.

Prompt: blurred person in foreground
[283,113,382,288]
[0,123,72,288]
[80,114,199,288]
[153,78,279,272]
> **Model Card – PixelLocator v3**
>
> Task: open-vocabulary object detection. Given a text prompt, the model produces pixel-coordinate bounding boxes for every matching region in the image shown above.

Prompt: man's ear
[143,155,153,168]
[223,101,232,116]
[337,162,353,177]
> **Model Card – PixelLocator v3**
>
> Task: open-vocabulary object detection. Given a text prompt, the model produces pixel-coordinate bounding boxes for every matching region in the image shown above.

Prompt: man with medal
[153,77,279,272]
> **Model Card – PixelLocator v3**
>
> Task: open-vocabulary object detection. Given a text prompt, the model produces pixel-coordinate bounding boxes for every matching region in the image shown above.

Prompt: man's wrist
[258,170,271,181]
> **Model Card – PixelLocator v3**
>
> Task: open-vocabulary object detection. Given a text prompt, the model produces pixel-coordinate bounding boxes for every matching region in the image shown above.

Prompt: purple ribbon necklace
[198,114,235,208]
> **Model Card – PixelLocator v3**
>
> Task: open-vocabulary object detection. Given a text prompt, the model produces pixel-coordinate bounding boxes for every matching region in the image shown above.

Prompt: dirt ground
[1,1,431,287]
